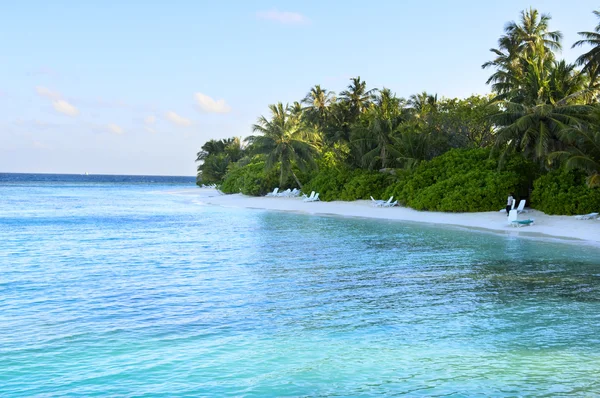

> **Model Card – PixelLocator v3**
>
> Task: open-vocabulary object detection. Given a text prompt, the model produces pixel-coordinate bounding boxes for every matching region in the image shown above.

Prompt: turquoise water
[1,175,600,396]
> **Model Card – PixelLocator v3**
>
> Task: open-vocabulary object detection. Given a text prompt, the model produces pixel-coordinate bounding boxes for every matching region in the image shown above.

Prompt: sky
[1,0,599,176]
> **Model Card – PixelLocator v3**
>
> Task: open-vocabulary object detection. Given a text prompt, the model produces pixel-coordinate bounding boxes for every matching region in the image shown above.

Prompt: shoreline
[174,189,600,246]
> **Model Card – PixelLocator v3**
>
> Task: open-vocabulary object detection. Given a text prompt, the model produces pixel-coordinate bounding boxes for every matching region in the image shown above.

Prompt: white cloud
[36,86,61,100]
[52,99,79,116]
[256,10,308,24]
[194,92,231,113]
[107,123,124,135]
[144,115,156,124]
[166,111,192,126]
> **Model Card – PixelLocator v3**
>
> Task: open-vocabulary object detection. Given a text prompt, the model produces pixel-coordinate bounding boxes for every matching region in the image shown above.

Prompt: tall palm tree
[505,8,562,60]
[247,103,318,188]
[351,89,404,169]
[491,100,592,164]
[302,85,335,122]
[483,8,563,103]
[340,76,378,118]
[573,10,600,80]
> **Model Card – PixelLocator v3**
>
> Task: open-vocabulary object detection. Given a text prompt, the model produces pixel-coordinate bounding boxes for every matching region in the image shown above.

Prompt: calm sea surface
[1,173,600,396]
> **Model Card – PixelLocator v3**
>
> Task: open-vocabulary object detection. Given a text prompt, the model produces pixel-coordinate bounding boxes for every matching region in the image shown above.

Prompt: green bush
[383,148,529,212]
[339,170,394,201]
[530,170,600,215]
[302,167,394,201]
[220,159,280,196]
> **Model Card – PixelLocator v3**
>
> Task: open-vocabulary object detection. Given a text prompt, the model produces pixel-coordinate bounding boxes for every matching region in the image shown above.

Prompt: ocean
[1,173,600,396]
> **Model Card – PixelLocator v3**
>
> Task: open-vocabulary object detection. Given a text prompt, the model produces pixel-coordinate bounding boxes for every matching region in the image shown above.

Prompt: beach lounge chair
[370,196,385,207]
[574,212,599,220]
[290,188,300,197]
[304,192,320,202]
[383,200,398,207]
[511,219,535,227]
[303,191,315,202]
[266,188,279,197]
[508,209,534,227]
[507,209,518,224]
[379,196,394,207]
[277,188,291,197]
[516,199,528,214]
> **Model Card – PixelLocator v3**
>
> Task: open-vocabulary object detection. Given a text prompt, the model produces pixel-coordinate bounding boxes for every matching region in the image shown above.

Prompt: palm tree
[408,91,438,118]
[247,103,318,188]
[302,85,335,127]
[491,100,592,164]
[482,35,524,96]
[505,8,562,60]
[573,10,600,80]
[552,108,600,187]
[340,76,378,118]
[351,89,404,169]
[483,8,563,103]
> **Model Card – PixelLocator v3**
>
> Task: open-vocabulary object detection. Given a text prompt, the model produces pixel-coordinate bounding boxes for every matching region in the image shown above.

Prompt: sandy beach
[177,188,600,245]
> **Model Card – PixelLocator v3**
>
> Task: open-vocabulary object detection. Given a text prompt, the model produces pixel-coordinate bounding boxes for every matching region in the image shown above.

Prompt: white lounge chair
[574,212,599,220]
[516,199,528,214]
[303,191,315,202]
[383,200,398,207]
[304,192,320,202]
[379,196,394,207]
[266,187,279,197]
[508,209,534,227]
[508,209,518,224]
[370,196,385,207]
[277,188,292,197]
[290,188,300,197]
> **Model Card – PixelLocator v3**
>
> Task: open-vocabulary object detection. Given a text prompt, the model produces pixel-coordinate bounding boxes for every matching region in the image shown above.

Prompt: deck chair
[380,196,394,207]
[302,191,315,202]
[516,200,527,214]
[383,200,398,207]
[371,196,385,207]
[511,219,535,227]
[575,212,599,220]
[266,187,279,197]
[507,209,518,224]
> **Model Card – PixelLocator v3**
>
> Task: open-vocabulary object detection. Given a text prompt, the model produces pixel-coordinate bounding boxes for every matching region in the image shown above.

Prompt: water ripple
[1,182,600,396]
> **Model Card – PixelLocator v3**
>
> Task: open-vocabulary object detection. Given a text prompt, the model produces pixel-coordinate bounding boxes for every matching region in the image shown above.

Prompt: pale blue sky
[1,0,598,176]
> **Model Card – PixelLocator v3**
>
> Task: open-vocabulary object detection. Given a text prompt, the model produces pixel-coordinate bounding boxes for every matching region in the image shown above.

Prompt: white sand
[176,188,600,245]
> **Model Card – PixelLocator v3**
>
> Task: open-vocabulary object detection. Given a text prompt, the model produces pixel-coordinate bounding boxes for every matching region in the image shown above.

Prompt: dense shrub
[220,160,280,196]
[530,170,600,215]
[383,148,529,212]
[302,167,394,201]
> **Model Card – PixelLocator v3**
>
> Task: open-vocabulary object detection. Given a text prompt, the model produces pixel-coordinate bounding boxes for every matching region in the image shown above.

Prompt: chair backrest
[386,196,394,204]
[273,187,279,194]
[309,191,315,199]
[511,198,516,209]
[516,199,526,211]
[313,193,319,201]
[508,209,518,223]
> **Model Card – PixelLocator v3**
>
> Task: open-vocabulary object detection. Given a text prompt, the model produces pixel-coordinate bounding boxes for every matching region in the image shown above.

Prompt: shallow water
[1,175,600,396]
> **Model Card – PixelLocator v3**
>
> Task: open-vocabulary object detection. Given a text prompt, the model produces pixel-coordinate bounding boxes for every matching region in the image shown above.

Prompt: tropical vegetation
[196,8,600,215]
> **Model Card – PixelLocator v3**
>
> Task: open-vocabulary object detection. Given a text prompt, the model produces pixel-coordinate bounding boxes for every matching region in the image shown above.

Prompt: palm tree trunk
[291,170,303,189]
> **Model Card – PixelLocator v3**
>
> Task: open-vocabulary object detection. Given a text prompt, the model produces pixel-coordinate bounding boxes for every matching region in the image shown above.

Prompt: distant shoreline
[173,188,600,246]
